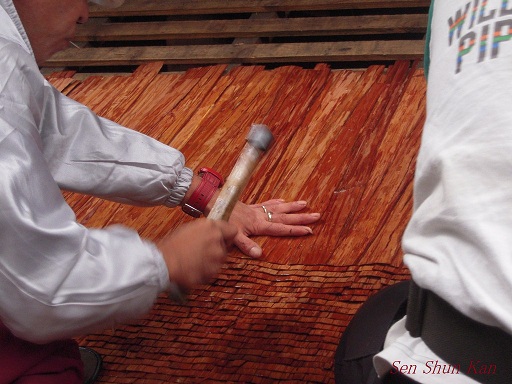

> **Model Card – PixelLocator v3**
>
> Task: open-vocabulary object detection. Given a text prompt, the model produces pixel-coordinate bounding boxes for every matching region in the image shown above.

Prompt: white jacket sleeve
[0,34,184,344]
[40,84,193,208]
[0,122,171,344]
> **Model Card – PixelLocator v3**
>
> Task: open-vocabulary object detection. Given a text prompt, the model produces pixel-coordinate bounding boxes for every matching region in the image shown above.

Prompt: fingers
[257,222,315,237]
[255,200,320,237]
[234,234,263,258]
[254,200,321,227]
[267,211,321,226]
[254,200,320,218]
[252,199,309,213]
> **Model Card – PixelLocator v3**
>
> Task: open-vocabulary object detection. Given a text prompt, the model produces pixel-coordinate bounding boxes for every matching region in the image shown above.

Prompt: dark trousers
[334,281,419,384]
[0,322,83,384]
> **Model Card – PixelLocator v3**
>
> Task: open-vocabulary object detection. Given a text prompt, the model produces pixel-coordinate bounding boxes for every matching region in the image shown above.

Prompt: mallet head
[247,124,274,152]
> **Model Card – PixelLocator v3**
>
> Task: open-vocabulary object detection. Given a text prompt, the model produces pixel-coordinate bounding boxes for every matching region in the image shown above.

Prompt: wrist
[182,167,223,217]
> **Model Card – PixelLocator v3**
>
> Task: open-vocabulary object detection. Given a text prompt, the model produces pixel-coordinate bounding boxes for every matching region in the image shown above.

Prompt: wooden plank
[45,40,425,67]
[75,14,427,42]
[90,0,431,17]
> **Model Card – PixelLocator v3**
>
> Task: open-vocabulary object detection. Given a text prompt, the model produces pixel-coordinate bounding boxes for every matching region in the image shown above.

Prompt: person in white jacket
[0,0,321,382]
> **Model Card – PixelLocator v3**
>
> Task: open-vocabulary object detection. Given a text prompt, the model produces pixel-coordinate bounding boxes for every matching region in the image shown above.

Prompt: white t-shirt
[374,0,512,382]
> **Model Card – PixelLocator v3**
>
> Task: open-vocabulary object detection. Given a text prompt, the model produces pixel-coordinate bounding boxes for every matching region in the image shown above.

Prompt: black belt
[406,281,512,384]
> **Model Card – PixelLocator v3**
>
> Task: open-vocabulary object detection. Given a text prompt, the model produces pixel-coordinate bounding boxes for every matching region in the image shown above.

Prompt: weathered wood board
[43,0,429,72]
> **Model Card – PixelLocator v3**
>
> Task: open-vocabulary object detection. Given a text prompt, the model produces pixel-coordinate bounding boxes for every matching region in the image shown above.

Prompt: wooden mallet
[207,123,274,221]
[169,124,274,303]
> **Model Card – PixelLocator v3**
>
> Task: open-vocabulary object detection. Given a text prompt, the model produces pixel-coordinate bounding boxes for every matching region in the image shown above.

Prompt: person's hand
[156,219,237,291]
[228,199,321,258]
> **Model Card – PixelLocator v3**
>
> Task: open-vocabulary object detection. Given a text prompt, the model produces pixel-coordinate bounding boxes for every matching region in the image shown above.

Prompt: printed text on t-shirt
[449,0,512,73]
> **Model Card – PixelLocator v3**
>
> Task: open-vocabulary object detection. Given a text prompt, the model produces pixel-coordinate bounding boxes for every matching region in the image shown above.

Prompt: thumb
[234,233,263,258]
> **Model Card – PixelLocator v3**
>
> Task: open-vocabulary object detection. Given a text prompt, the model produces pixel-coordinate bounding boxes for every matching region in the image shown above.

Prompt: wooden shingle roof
[47,59,426,382]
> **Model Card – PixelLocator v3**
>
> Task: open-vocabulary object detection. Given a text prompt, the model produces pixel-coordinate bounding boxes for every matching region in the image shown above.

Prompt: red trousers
[0,322,83,384]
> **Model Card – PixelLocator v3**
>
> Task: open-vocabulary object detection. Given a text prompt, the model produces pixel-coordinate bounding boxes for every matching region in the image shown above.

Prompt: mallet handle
[207,143,262,221]
[169,124,272,303]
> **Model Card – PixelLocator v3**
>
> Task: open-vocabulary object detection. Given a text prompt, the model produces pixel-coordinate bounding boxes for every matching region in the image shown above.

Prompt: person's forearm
[41,86,193,207]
